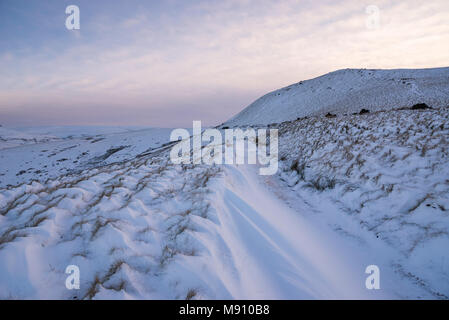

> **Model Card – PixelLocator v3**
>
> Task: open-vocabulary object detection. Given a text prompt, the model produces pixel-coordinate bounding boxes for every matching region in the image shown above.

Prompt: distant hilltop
[225,67,449,126]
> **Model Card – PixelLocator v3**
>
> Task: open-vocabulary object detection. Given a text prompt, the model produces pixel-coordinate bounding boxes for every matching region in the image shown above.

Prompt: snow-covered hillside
[0,126,157,151]
[0,127,60,150]
[0,144,438,299]
[0,127,174,188]
[1,106,448,299]
[276,106,449,298]
[226,67,449,126]
[1,66,449,299]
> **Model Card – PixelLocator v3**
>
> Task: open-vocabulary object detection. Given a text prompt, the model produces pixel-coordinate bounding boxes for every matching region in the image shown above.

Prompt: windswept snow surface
[0,156,427,299]
[276,107,449,298]
[1,107,448,299]
[201,165,418,299]
[226,67,449,126]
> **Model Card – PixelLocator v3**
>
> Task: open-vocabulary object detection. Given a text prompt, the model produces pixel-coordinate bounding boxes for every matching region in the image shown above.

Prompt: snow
[0,127,60,150]
[0,127,174,188]
[275,106,449,298]
[8,126,151,139]
[1,107,447,298]
[0,126,156,150]
[225,67,449,126]
[200,165,412,299]
[0,152,221,299]
[0,155,427,299]
[1,67,449,299]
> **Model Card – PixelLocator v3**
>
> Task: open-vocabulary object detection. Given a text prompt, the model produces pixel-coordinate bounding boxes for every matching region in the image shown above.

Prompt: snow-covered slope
[1,107,448,299]
[0,152,433,299]
[0,126,154,151]
[226,67,449,126]
[0,127,173,188]
[276,107,449,298]
[1,68,449,299]
[0,127,60,150]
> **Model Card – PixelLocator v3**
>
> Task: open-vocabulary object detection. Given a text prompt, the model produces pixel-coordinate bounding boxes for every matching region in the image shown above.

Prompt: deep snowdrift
[226,67,449,126]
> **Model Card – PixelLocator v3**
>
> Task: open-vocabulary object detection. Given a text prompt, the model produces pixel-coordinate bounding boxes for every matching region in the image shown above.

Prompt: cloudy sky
[0,0,448,127]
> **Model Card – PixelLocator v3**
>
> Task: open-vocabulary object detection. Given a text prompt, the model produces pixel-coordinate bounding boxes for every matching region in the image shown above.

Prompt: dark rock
[359,109,370,114]
[411,103,431,110]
